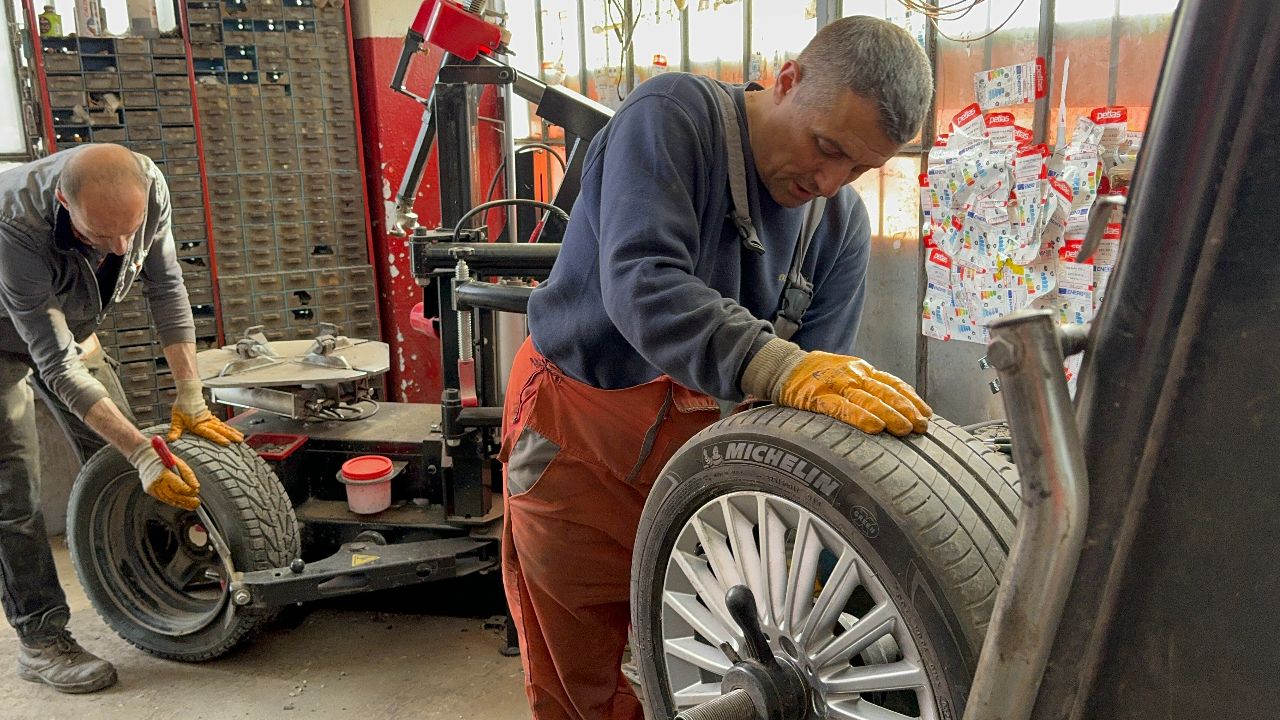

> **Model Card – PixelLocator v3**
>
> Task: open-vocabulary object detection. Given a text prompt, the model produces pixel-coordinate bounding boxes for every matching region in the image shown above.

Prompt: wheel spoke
[664,636,732,675]
[813,602,898,669]
[783,515,822,633]
[720,500,763,601]
[822,660,928,694]
[798,550,859,648]
[162,550,207,590]
[760,499,790,628]
[672,682,724,708]
[827,697,921,720]
[671,550,736,642]
[664,591,734,647]
[692,512,744,589]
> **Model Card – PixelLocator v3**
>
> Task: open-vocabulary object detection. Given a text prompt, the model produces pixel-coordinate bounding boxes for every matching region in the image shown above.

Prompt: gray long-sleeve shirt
[0,147,195,418]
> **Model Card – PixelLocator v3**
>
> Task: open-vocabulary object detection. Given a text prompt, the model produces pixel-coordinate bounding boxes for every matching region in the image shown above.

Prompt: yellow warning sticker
[351,553,379,567]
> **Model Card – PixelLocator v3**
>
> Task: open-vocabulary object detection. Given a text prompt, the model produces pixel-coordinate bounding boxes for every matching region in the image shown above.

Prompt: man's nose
[815,162,853,197]
[111,236,131,255]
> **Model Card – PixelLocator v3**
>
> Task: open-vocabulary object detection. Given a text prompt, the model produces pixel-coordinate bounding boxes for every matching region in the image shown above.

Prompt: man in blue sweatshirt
[500,16,934,719]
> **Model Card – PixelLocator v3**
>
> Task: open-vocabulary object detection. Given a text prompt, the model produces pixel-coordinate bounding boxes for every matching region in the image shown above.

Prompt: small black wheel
[67,429,300,661]
[632,408,1019,719]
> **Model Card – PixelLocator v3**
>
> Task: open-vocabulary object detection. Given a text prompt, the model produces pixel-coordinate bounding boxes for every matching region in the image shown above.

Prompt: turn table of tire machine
[194,327,501,611]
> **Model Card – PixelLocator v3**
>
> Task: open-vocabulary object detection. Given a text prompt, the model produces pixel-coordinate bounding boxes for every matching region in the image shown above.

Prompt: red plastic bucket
[339,455,393,514]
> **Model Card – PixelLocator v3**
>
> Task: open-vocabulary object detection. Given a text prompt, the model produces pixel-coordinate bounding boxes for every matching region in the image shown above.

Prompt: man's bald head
[59,143,148,208]
[55,143,149,256]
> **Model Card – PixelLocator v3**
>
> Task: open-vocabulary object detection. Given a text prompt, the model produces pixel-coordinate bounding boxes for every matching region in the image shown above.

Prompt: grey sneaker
[17,631,118,694]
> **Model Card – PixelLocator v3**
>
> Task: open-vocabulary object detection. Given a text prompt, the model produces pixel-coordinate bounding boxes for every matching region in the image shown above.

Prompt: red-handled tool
[151,435,177,470]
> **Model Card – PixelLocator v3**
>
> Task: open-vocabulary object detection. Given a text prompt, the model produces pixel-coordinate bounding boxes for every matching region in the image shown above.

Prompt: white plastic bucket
[339,455,394,514]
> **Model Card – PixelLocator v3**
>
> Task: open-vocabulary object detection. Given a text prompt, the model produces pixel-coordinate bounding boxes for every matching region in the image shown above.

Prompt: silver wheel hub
[658,491,939,719]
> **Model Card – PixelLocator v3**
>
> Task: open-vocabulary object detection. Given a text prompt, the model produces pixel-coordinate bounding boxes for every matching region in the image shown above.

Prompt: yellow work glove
[741,339,932,437]
[166,379,244,446]
[128,439,201,511]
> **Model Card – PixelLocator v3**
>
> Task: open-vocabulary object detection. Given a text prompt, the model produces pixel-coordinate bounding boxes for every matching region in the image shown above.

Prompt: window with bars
[1,0,28,156]
[525,0,1178,239]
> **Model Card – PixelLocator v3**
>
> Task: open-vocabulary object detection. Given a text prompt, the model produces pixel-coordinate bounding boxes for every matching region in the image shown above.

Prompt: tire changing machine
[186,5,611,653]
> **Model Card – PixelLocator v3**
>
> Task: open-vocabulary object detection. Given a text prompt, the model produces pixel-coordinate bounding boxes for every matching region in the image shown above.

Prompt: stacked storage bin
[187,0,379,346]
[37,35,218,426]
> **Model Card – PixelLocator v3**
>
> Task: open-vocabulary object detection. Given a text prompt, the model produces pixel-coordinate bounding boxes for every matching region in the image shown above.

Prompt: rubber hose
[674,689,758,720]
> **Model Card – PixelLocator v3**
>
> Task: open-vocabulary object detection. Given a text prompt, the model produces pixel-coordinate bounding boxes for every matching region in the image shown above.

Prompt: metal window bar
[625,0,635,95]
[1108,0,1122,106]
[680,3,690,73]
[576,0,589,94]
[1033,0,1056,144]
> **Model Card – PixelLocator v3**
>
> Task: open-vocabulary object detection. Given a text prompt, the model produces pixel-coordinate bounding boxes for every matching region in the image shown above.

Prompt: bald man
[0,144,242,693]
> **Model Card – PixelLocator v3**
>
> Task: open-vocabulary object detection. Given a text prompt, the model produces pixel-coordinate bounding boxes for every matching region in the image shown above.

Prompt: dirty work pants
[500,338,720,720]
[0,343,132,642]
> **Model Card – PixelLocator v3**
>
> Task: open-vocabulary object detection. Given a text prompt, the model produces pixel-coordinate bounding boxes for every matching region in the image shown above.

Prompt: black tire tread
[69,429,299,662]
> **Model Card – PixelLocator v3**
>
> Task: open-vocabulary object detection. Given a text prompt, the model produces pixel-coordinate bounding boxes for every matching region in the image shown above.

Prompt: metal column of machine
[963,310,1089,720]
[389,0,612,521]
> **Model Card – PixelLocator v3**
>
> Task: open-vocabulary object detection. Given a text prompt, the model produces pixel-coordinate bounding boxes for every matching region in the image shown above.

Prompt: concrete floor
[0,537,530,720]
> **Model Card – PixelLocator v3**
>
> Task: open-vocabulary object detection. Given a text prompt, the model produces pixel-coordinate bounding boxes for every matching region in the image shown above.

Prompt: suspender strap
[773,197,826,341]
[709,81,764,254]
[706,78,824,341]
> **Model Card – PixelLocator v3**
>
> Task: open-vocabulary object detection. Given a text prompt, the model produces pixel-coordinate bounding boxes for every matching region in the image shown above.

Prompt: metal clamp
[218,326,280,378]
[299,325,355,372]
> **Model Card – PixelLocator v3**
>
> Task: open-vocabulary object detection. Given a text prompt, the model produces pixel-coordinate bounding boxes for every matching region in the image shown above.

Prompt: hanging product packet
[1026,241,1058,300]
[984,111,1017,150]
[950,102,986,139]
[1056,239,1095,325]
[918,173,932,231]
[949,268,985,342]
[1090,106,1129,153]
[1053,143,1101,212]
[1011,144,1049,252]
[1091,223,1122,311]
[1014,125,1035,150]
[974,57,1047,110]
[922,249,954,341]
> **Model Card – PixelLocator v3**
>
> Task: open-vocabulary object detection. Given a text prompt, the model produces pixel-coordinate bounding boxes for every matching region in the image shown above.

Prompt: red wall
[352,7,504,403]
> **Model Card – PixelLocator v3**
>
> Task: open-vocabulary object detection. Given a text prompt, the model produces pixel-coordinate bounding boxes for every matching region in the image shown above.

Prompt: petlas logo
[1091,107,1128,123]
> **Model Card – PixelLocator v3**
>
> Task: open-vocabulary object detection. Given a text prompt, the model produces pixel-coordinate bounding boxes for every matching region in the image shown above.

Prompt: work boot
[17,610,117,695]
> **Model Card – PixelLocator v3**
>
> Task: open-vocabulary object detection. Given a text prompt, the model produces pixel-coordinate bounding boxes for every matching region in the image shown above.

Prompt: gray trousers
[0,345,133,642]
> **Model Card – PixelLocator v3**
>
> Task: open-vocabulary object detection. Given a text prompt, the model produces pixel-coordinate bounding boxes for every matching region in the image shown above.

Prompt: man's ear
[774,60,803,102]
[54,186,70,210]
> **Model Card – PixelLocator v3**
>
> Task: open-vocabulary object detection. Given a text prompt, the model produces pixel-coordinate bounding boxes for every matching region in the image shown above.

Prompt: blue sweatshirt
[527,73,871,400]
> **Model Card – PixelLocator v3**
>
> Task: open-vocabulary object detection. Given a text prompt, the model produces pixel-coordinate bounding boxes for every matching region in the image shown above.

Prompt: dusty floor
[0,537,530,720]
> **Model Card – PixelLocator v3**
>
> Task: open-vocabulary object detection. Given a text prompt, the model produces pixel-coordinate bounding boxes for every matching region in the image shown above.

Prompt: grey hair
[58,143,149,204]
[796,16,934,145]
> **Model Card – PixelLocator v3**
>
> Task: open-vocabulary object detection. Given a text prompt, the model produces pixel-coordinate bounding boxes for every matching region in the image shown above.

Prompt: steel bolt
[232,589,252,606]
[985,336,1020,371]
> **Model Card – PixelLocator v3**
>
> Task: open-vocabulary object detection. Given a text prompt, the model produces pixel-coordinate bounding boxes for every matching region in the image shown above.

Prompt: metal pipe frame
[964,309,1089,720]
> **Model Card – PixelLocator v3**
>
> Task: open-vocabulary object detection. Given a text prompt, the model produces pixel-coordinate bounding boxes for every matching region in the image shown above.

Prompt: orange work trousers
[499,337,720,720]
